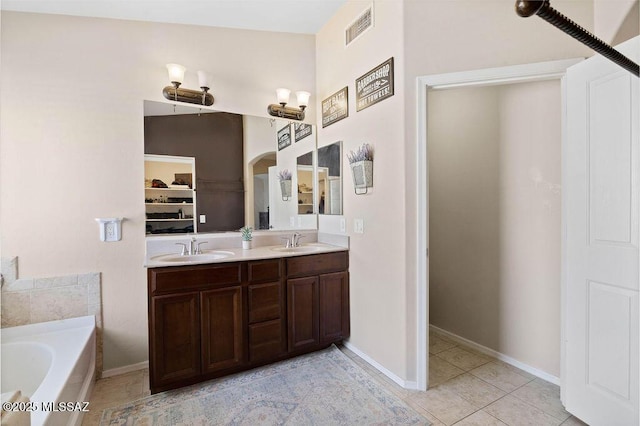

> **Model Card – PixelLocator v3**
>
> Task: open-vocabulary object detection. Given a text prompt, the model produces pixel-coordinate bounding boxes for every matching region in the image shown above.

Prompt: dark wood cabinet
[287,276,319,351]
[286,251,350,352]
[150,292,200,388]
[148,251,348,394]
[200,286,244,373]
[319,271,350,344]
[247,259,286,363]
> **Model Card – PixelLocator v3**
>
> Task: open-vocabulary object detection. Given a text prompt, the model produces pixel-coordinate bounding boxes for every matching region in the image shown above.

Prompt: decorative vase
[350,160,373,194]
[242,240,252,250]
[280,179,292,200]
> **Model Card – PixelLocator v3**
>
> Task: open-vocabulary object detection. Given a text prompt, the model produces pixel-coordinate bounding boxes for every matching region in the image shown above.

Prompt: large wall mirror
[143,100,317,235]
[317,141,343,215]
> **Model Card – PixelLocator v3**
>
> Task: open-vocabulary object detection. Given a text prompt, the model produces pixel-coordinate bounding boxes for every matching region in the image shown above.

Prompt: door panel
[587,281,637,400]
[564,37,639,425]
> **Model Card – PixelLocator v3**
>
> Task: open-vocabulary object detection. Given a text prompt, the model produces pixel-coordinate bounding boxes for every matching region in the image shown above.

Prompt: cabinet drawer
[248,282,282,324]
[248,259,281,283]
[149,263,242,294]
[249,319,284,362]
[286,251,348,278]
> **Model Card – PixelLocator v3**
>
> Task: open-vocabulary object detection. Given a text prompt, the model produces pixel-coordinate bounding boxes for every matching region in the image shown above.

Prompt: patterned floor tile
[437,373,506,409]
[410,386,478,425]
[485,395,563,426]
[560,415,589,425]
[405,397,446,426]
[454,410,508,425]
[436,346,494,371]
[430,334,458,354]
[429,356,465,388]
[511,378,570,421]
[469,362,533,393]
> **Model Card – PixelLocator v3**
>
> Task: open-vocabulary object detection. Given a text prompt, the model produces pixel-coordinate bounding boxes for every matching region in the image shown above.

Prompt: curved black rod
[515,0,639,77]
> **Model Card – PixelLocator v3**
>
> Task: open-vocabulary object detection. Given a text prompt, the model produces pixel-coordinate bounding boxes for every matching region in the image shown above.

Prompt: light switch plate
[199,214,206,224]
[354,218,364,234]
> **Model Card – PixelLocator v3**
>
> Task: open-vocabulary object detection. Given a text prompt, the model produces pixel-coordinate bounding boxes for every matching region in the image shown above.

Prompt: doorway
[248,152,276,229]
[415,59,582,391]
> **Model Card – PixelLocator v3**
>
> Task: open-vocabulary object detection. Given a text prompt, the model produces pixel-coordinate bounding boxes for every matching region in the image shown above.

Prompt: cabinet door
[319,271,350,343]
[150,293,200,387]
[287,276,319,351]
[201,286,244,374]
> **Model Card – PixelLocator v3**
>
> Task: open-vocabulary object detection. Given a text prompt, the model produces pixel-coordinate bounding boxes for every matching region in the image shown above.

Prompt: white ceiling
[1,0,346,34]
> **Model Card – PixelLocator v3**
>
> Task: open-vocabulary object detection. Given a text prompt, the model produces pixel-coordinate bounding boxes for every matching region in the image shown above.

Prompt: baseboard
[429,325,560,386]
[101,361,149,378]
[343,341,418,390]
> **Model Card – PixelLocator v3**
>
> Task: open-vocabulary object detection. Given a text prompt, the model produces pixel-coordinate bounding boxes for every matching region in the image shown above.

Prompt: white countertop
[145,242,347,268]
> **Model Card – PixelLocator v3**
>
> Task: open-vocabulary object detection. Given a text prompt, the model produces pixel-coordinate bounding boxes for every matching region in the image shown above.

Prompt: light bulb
[276,88,291,106]
[296,91,310,109]
[197,70,211,90]
[166,63,186,86]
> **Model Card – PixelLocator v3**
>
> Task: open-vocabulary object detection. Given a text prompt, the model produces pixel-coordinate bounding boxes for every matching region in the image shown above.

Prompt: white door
[564,37,639,425]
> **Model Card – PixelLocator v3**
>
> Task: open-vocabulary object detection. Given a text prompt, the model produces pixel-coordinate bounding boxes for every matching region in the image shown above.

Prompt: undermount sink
[270,245,322,254]
[151,251,234,263]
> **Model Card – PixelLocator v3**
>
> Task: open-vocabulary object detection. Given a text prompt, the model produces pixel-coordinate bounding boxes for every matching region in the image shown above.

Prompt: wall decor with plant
[278,169,293,201]
[347,143,373,195]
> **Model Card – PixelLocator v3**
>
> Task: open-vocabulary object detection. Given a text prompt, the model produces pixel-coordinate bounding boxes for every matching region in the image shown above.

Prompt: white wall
[428,81,562,377]
[594,0,638,43]
[0,11,315,370]
[316,0,408,381]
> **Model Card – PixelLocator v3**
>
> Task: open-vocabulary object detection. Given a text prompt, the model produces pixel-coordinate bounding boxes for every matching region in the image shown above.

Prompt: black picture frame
[356,57,394,112]
[294,123,312,142]
[277,124,292,151]
[322,87,349,128]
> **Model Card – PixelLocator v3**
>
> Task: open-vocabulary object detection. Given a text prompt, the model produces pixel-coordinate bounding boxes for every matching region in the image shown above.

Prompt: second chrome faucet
[281,233,304,248]
[176,237,207,255]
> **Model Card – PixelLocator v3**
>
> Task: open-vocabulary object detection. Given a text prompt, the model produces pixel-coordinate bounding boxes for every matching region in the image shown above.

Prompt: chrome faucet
[280,233,303,248]
[291,233,303,248]
[176,237,207,255]
[176,242,189,255]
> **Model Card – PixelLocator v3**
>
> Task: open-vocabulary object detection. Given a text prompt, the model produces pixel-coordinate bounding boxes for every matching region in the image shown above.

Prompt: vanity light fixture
[267,88,310,121]
[162,63,214,106]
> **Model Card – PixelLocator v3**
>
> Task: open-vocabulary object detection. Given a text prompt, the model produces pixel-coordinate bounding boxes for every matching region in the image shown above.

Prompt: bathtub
[1,316,96,426]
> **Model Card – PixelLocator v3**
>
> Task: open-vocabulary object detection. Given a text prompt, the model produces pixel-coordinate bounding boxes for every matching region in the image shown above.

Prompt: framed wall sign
[294,123,312,142]
[322,87,349,128]
[277,124,292,151]
[356,57,394,112]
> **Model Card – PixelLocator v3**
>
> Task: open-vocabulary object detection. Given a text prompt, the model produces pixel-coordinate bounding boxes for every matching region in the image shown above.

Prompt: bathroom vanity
[147,249,349,394]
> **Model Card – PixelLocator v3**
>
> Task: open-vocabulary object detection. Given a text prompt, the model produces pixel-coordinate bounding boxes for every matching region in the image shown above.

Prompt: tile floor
[82,330,588,425]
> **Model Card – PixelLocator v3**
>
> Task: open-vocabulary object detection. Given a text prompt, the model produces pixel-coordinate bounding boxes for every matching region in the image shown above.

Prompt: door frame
[415,58,583,391]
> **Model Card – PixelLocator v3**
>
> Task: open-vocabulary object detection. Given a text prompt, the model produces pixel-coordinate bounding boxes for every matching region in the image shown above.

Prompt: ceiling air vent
[345,4,373,47]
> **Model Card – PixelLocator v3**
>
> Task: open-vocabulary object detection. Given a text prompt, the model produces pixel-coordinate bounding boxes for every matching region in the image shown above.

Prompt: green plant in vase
[240,226,253,249]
